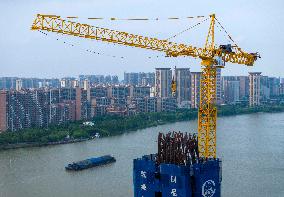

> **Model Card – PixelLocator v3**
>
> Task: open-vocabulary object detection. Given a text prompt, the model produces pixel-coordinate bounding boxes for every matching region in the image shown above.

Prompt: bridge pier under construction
[133,132,222,197]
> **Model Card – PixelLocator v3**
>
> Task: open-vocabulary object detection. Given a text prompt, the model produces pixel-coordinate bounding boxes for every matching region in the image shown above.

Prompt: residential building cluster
[0,80,175,132]
[0,77,61,90]
[0,69,283,132]
[124,72,155,86]
[222,72,283,106]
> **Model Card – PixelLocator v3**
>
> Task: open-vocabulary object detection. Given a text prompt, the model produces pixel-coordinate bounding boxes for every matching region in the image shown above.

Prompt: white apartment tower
[155,68,172,97]
[15,79,22,91]
[175,68,191,105]
[83,79,90,90]
[191,72,201,108]
[216,68,222,104]
[249,72,262,106]
[83,79,91,102]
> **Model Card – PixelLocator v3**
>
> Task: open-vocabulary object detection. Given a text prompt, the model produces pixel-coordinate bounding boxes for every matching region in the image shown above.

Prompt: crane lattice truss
[31,14,258,159]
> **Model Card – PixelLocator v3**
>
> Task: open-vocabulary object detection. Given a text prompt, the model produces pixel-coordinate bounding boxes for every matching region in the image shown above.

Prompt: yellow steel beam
[197,15,217,159]
[31,14,257,66]
[198,60,217,158]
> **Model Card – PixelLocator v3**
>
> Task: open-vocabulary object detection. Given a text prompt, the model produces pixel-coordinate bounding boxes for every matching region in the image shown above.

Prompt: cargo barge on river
[65,155,116,171]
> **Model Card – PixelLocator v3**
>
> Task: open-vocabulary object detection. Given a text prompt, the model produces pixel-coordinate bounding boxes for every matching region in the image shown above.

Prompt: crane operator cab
[213,44,233,68]
[219,44,233,53]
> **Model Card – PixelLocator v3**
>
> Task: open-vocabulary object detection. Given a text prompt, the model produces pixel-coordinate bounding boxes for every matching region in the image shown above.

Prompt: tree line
[0,104,283,145]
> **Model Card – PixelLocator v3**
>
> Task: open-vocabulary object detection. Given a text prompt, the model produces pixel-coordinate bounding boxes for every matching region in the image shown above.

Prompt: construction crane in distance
[31,13,259,159]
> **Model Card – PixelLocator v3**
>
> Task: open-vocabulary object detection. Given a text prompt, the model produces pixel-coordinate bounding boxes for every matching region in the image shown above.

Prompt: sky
[0,0,283,79]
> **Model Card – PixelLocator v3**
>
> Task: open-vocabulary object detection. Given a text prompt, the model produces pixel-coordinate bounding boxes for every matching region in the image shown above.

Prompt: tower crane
[31,14,259,159]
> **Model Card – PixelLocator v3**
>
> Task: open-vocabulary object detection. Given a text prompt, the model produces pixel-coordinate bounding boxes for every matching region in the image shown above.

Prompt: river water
[0,112,284,197]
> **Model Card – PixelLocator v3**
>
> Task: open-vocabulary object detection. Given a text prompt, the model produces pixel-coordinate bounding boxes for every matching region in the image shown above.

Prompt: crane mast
[198,14,217,158]
[31,14,258,159]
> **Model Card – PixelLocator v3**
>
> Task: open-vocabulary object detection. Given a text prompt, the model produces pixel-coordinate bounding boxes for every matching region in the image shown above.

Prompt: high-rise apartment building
[130,97,158,113]
[0,91,7,132]
[222,76,235,103]
[75,87,82,120]
[238,76,250,99]
[130,86,151,98]
[216,68,222,104]
[83,80,89,90]
[72,80,79,88]
[0,77,16,90]
[160,97,177,112]
[227,81,240,104]
[124,72,155,86]
[96,75,105,84]
[222,76,250,104]
[60,79,72,88]
[79,75,111,85]
[268,77,280,96]
[111,76,119,85]
[15,79,23,91]
[83,79,91,102]
[260,76,270,101]
[280,83,284,95]
[174,68,191,106]
[104,75,112,84]
[155,68,172,97]
[138,72,155,86]
[124,72,139,86]
[108,85,130,105]
[249,72,262,106]
[191,72,201,108]
[90,86,108,99]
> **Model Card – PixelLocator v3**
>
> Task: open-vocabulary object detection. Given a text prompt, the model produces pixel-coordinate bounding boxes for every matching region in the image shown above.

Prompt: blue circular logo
[202,180,216,197]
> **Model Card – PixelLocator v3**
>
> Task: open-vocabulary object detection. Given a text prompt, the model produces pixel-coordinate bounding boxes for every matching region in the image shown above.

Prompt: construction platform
[133,132,222,197]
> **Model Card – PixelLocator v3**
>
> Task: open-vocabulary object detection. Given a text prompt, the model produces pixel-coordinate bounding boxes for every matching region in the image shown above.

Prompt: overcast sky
[0,0,283,79]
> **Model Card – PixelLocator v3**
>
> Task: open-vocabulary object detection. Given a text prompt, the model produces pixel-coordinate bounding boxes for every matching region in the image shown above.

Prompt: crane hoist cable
[166,17,210,41]
[38,30,167,60]
[214,22,234,45]
[64,15,207,21]
[215,17,236,44]
[65,14,210,43]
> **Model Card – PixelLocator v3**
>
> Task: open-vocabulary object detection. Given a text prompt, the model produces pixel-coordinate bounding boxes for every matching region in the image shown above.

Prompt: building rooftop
[249,72,262,75]
[155,68,171,70]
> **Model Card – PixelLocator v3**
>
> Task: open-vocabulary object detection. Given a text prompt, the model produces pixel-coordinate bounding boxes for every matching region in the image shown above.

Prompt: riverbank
[0,138,89,150]
[0,105,284,150]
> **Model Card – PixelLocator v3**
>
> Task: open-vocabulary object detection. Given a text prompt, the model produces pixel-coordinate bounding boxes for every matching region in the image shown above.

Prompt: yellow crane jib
[31,13,259,159]
[31,14,257,65]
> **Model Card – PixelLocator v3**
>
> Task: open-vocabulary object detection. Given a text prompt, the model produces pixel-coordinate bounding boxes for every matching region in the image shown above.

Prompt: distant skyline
[1,71,283,80]
[1,0,284,78]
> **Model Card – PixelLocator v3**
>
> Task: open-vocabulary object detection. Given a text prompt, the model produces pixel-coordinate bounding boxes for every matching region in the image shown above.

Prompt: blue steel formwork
[133,155,222,197]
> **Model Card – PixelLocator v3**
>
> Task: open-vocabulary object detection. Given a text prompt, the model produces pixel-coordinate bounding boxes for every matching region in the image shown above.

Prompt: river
[0,112,284,197]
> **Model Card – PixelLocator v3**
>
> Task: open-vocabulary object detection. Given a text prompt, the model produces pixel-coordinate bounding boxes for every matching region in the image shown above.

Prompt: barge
[65,155,116,171]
